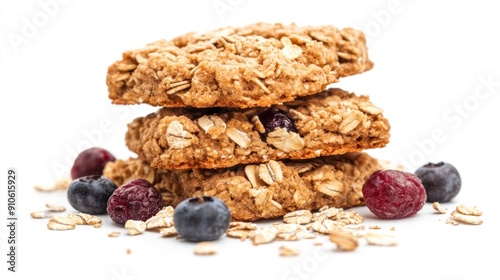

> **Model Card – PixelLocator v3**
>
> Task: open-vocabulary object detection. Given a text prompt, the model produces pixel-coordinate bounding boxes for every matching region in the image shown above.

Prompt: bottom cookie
[103,152,382,221]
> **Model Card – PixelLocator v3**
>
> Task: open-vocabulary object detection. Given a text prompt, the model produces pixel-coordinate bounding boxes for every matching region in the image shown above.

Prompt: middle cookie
[126,88,390,170]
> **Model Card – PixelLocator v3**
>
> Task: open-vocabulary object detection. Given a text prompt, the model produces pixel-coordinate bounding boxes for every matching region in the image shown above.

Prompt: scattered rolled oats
[228,222,258,231]
[283,210,313,225]
[72,213,102,225]
[45,203,66,212]
[309,219,342,234]
[252,228,277,245]
[145,215,174,230]
[450,210,483,225]
[226,229,254,241]
[312,207,364,225]
[455,204,482,216]
[226,222,258,240]
[311,207,343,222]
[329,231,359,251]
[342,225,367,238]
[279,246,300,257]
[432,202,447,214]
[273,223,300,232]
[277,228,307,241]
[194,242,217,255]
[30,211,46,219]
[159,227,178,237]
[125,220,147,235]
[49,215,78,226]
[47,221,76,231]
[364,232,397,246]
[34,177,71,192]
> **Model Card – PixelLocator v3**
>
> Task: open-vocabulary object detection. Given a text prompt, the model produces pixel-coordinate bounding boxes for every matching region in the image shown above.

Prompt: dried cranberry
[71,147,116,179]
[362,170,426,219]
[257,108,297,136]
[107,178,163,224]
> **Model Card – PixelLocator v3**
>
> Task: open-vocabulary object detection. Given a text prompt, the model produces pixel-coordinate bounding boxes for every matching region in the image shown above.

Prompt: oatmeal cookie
[107,22,373,108]
[103,152,381,221]
[126,88,390,170]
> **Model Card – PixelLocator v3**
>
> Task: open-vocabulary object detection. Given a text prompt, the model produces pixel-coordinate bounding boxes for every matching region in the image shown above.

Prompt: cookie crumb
[432,202,447,214]
[108,232,121,237]
[126,248,131,255]
[368,225,381,230]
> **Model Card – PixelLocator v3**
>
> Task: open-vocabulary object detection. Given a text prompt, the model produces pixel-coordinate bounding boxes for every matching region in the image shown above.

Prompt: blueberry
[415,162,461,202]
[71,147,116,179]
[258,108,297,136]
[67,175,117,215]
[174,196,231,242]
[107,178,164,224]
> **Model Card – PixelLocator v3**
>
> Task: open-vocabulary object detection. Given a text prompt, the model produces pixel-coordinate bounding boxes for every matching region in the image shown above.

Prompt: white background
[1,0,500,279]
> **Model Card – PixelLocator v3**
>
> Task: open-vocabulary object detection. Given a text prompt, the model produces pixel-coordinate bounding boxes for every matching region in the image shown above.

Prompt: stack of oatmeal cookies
[103,22,390,221]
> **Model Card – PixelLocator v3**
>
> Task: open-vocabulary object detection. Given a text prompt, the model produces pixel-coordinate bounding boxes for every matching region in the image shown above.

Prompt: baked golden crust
[125,88,390,170]
[103,152,382,221]
[106,22,373,108]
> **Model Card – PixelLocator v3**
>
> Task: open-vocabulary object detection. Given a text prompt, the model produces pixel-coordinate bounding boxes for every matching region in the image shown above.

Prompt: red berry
[70,147,116,179]
[362,170,426,219]
[107,178,163,224]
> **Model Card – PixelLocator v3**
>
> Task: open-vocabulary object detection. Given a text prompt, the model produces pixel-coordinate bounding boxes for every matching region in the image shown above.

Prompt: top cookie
[107,22,373,108]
